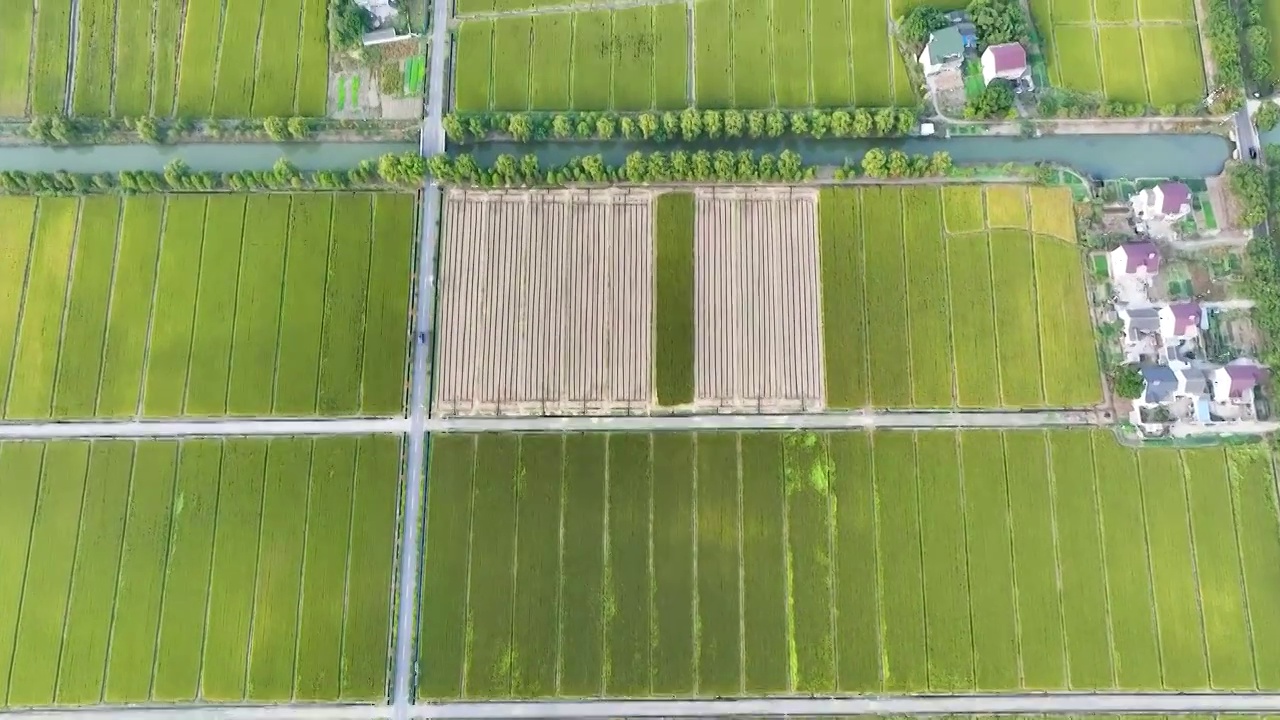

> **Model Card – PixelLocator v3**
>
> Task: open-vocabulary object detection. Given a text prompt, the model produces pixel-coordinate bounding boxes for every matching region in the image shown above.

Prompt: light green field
[0,193,415,420]
[0,435,402,707]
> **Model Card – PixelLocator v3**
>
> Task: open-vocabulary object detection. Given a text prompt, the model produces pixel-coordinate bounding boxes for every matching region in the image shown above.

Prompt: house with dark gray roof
[1141,365,1178,404]
[1118,305,1160,340]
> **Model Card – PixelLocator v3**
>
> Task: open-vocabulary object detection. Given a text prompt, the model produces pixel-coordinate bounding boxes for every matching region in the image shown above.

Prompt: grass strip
[559,433,606,696]
[491,17,533,110]
[863,188,911,408]
[817,188,868,409]
[150,0,183,114]
[463,434,520,697]
[902,188,954,408]
[651,432,695,694]
[730,0,771,108]
[184,196,246,416]
[695,432,742,695]
[0,442,48,704]
[210,0,265,117]
[273,195,331,415]
[652,4,688,109]
[1182,448,1254,689]
[245,438,310,701]
[1048,430,1113,688]
[152,439,221,701]
[1004,431,1067,688]
[0,0,35,115]
[1138,448,1209,689]
[6,442,90,707]
[249,0,305,116]
[1091,431,1162,689]
[201,440,268,701]
[740,432,788,693]
[142,197,206,417]
[785,432,836,692]
[70,0,116,115]
[55,441,133,704]
[52,197,121,418]
[29,0,72,114]
[529,14,571,110]
[605,434,652,695]
[0,198,38,411]
[317,194,373,415]
[570,11,611,110]
[361,194,415,415]
[98,196,163,417]
[829,432,880,692]
[1228,446,1280,688]
[654,192,695,406]
[455,21,495,111]
[948,234,1001,407]
[612,6,656,110]
[418,435,476,699]
[958,430,1019,690]
[340,436,401,700]
[111,0,156,115]
[6,198,78,420]
[916,431,974,690]
[511,434,564,697]
[227,196,289,416]
[295,0,329,114]
[294,438,358,700]
[875,431,927,690]
[694,0,732,107]
[173,0,222,115]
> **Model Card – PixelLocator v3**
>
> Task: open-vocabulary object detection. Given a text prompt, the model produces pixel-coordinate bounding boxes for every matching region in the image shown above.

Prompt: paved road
[1202,299,1257,310]
[14,694,1280,719]
[0,418,408,439]
[424,410,1101,432]
[393,0,453,712]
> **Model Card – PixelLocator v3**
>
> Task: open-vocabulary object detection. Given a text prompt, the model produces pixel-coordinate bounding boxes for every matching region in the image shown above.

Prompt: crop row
[817,186,1100,410]
[655,192,696,405]
[1034,0,1205,106]
[0,0,328,118]
[455,6,688,112]
[0,436,402,708]
[417,430,1280,697]
[0,193,415,420]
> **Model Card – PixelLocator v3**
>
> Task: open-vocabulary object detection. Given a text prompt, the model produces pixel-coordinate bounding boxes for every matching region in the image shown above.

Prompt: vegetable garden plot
[0,436,401,708]
[0,193,415,420]
[420,429,1280,698]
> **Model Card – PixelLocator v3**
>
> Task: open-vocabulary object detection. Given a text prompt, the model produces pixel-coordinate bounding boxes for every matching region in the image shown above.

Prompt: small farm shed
[981,42,1028,85]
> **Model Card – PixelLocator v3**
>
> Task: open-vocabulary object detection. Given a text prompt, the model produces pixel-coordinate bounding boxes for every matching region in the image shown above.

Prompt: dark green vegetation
[654,192,695,405]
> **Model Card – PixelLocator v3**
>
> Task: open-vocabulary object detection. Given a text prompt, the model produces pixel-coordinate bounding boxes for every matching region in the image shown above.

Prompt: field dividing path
[424,409,1102,431]
[15,693,1280,719]
[0,418,409,439]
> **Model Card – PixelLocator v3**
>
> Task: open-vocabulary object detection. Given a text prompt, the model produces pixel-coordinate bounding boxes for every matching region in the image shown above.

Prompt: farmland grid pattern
[0,0,329,117]
[415,430,1280,698]
[0,436,403,708]
[0,193,416,421]
[1031,0,1206,106]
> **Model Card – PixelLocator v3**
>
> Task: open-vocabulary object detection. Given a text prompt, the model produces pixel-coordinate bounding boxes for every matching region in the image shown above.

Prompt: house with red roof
[1131,182,1193,227]
[1212,362,1269,404]
[981,42,1028,85]
[1158,302,1202,340]
[1107,241,1160,280]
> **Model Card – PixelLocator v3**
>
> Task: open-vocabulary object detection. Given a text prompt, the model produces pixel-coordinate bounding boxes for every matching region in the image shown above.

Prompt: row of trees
[1204,0,1245,111]
[0,152,426,196]
[1240,0,1275,91]
[425,149,958,188]
[1228,160,1269,227]
[1037,92,1205,120]
[1244,145,1280,368]
[22,115,414,145]
[444,107,921,144]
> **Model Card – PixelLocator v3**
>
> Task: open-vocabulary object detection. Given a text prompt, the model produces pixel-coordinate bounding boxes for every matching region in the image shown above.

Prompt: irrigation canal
[0,132,1238,180]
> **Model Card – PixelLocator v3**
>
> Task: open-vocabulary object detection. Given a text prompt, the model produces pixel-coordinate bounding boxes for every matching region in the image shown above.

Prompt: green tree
[861,148,888,177]
[900,5,949,46]
[1113,364,1145,399]
[1257,102,1280,132]
[287,116,312,139]
[967,0,1026,48]
[264,116,288,141]
[965,79,1015,118]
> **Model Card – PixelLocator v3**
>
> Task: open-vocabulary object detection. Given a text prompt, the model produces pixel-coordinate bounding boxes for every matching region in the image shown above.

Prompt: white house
[1212,362,1268,403]
[981,42,1028,85]
[1108,242,1160,280]
[1131,182,1193,225]
[1158,302,1201,340]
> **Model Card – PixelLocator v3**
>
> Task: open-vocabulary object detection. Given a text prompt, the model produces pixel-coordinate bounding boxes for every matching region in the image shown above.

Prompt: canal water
[0,133,1235,181]
[457,133,1235,181]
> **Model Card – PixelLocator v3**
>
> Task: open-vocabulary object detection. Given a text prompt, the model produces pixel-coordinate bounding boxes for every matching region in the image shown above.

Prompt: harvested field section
[694,187,824,412]
[0,194,415,420]
[0,436,401,708]
[421,430,1280,697]
[434,189,654,416]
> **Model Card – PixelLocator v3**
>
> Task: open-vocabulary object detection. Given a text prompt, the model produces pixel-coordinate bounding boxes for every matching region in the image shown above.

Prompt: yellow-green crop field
[453,0,925,111]
[1031,0,1206,106]
[418,430,1280,697]
[0,193,414,420]
[0,436,401,707]
[818,184,1100,410]
[0,0,330,118]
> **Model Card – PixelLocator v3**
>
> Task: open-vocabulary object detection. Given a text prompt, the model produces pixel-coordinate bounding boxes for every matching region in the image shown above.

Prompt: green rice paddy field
[452,0,937,111]
[418,429,1280,697]
[1029,0,1206,105]
[0,436,402,707]
[0,193,415,420]
[0,0,330,118]
[817,184,1100,410]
